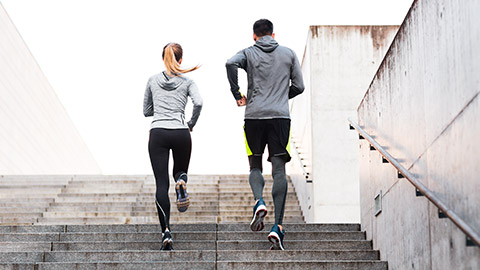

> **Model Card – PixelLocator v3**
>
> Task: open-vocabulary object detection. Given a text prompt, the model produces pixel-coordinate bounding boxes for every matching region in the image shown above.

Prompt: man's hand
[236,96,247,107]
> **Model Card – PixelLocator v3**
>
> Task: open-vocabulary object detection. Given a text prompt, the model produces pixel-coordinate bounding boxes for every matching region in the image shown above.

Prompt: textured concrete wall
[357,0,480,268]
[290,26,397,223]
[289,37,314,221]
[0,3,101,174]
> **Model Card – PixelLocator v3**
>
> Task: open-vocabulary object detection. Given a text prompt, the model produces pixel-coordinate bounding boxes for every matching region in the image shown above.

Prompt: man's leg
[266,119,291,250]
[248,156,264,201]
[271,156,288,226]
[244,120,268,231]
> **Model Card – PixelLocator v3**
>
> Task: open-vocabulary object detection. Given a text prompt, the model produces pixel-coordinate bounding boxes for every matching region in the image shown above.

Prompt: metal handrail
[348,118,480,247]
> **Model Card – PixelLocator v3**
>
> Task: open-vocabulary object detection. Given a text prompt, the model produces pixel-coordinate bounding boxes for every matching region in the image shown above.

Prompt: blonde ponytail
[162,43,200,76]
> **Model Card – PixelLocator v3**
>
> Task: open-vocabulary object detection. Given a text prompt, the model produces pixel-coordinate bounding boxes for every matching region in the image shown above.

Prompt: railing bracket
[359,134,365,140]
[438,209,447,219]
[370,145,375,151]
[382,157,389,163]
[374,191,382,216]
[416,188,424,197]
[349,124,355,130]
[467,236,477,247]
[398,172,405,178]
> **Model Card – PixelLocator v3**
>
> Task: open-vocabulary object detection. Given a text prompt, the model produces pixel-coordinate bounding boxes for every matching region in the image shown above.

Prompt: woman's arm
[187,81,203,130]
[143,80,153,117]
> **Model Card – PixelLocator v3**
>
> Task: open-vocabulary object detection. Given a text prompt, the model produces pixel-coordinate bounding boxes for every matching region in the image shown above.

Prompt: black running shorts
[244,119,291,170]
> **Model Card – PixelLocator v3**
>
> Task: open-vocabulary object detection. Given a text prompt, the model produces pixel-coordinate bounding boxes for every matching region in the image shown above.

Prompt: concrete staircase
[0,175,387,269]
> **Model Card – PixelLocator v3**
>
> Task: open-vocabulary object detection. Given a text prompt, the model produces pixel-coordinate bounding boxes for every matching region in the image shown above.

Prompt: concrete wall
[0,3,101,174]
[357,0,480,268]
[290,26,397,223]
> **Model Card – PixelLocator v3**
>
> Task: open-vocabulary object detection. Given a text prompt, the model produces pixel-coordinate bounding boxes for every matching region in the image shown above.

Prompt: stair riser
[0,231,363,242]
[0,250,379,263]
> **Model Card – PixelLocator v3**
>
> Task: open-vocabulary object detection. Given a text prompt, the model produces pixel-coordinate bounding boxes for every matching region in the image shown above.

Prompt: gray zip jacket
[226,35,304,119]
[143,71,203,129]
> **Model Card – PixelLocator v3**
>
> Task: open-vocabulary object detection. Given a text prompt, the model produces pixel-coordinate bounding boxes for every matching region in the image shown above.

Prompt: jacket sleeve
[187,80,203,129]
[225,50,247,100]
[143,80,153,117]
[288,51,305,99]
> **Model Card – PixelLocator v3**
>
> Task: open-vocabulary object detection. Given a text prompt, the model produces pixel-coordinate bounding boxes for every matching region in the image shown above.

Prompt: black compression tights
[148,128,191,232]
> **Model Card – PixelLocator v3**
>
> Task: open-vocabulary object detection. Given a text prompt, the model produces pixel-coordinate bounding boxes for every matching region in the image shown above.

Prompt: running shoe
[250,198,268,231]
[175,173,190,212]
[160,230,174,251]
[268,224,285,250]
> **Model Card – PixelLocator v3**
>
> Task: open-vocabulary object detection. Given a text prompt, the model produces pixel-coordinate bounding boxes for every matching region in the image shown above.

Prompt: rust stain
[310,26,320,39]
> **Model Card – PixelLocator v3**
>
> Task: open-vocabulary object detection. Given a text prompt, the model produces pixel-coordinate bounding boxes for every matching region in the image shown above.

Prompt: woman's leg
[148,128,171,232]
[171,129,192,179]
[171,129,192,212]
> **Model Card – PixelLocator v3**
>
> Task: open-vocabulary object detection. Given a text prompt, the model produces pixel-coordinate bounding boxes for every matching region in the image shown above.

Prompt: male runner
[225,19,304,250]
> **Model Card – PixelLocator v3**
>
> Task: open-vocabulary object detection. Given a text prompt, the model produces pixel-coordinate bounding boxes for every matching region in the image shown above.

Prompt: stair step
[218,223,360,232]
[0,231,363,242]
[51,240,216,251]
[33,262,215,270]
[217,240,373,250]
[216,261,387,270]
[216,250,379,260]
[44,250,216,262]
[0,223,360,233]
[0,250,379,263]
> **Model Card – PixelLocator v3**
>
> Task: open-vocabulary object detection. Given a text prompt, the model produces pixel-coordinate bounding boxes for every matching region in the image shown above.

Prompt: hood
[254,35,279,52]
[155,72,184,91]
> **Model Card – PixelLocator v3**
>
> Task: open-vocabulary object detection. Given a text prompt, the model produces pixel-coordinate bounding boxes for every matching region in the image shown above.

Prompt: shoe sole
[268,231,285,250]
[250,205,267,231]
[176,180,190,212]
[161,238,173,251]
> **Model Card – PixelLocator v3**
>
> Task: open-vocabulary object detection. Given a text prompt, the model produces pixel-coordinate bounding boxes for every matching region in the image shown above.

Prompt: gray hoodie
[143,72,203,129]
[226,35,304,119]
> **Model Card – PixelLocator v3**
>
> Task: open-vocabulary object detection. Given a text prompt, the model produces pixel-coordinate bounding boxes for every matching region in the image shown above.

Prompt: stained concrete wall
[357,0,480,268]
[0,3,101,174]
[289,26,397,223]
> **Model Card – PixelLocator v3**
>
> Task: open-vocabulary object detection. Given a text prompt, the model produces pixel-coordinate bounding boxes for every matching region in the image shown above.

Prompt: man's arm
[143,80,153,117]
[226,51,247,101]
[289,51,305,99]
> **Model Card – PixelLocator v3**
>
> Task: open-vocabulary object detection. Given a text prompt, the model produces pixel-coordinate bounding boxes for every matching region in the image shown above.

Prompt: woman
[143,43,202,251]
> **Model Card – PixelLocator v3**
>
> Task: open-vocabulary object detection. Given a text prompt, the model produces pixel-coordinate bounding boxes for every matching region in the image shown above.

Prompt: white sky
[1,0,413,174]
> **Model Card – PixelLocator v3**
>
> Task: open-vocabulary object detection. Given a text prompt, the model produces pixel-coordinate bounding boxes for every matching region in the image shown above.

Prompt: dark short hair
[253,19,273,37]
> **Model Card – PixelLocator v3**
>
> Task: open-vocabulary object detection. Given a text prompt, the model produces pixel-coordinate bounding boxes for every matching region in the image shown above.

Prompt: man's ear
[253,33,258,41]
[272,33,275,39]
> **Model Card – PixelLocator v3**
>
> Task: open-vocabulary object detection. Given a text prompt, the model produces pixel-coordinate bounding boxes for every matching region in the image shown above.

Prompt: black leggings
[148,128,191,232]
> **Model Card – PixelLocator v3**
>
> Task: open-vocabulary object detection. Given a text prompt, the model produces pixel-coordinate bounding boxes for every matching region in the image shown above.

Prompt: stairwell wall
[290,26,397,223]
[0,3,101,174]
[357,0,480,268]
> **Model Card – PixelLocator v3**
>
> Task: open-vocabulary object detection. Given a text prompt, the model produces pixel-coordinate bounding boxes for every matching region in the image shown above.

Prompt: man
[225,19,304,250]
